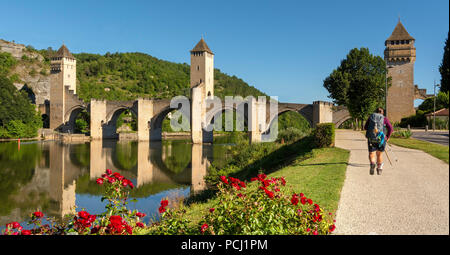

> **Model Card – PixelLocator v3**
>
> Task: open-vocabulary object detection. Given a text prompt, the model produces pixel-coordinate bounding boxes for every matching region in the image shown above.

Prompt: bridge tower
[190,38,214,143]
[49,44,77,129]
[384,20,416,123]
[190,37,214,98]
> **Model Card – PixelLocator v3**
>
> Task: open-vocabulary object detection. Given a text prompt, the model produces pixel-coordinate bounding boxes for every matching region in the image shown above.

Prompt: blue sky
[1,0,448,105]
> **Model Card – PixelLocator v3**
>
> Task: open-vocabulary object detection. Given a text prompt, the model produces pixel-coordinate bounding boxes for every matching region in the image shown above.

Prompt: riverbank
[158,136,350,229]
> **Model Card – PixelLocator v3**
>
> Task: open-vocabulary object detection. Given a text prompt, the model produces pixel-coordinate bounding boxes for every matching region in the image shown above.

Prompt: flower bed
[3,169,335,235]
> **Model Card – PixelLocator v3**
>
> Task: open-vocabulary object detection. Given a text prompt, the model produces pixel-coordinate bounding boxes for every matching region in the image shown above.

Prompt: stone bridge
[48,39,350,143]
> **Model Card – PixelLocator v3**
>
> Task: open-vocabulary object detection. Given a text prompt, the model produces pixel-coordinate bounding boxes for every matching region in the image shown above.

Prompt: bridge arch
[64,105,88,133]
[102,105,138,139]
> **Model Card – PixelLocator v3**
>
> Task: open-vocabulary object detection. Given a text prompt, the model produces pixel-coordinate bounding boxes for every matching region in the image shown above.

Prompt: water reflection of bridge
[45,140,210,218]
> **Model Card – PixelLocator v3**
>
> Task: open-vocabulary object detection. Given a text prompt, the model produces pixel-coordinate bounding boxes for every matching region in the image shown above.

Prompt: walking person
[364,108,393,175]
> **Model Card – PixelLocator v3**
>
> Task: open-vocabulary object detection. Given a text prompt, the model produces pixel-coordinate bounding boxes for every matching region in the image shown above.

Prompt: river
[0,135,238,230]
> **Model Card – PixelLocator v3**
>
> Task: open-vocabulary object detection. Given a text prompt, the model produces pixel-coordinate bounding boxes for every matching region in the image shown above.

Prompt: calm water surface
[0,135,236,230]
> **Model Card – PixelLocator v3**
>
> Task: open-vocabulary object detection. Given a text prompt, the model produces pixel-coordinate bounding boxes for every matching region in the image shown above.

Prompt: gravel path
[333,130,449,235]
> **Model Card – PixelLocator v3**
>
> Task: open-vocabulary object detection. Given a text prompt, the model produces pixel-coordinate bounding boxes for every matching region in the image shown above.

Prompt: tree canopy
[439,31,449,93]
[0,75,42,138]
[323,48,388,121]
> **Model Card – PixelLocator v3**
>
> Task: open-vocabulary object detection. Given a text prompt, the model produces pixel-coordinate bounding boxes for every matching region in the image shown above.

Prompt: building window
[197,65,200,71]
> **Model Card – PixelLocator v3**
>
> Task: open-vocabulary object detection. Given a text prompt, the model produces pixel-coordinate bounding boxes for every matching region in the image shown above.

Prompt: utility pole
[433,80,436,132]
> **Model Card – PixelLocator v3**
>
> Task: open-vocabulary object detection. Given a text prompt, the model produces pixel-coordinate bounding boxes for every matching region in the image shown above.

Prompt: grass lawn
[272,147,350,214]
[389,137,449,164]
[182,146,350,225]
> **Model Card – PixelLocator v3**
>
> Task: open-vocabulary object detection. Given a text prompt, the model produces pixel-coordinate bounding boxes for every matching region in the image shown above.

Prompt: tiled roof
[386,20,415,41]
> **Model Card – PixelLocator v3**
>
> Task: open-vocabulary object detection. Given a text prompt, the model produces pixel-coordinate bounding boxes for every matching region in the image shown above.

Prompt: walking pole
[386,142,398,162]
[385,148,393,166]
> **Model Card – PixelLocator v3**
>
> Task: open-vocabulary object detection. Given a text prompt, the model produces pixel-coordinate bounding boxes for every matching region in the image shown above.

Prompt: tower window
[406,40,409,44]
[396,41,399,45]
[391,41,394,45]
[197,65,200,71]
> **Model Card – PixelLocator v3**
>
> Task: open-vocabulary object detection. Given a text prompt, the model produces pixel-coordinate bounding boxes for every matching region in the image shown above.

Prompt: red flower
[257,173,267,180]
[136,222,144,228]
[209,208,215,213]
[314,204,320,212]
[291,194,299,205]
[306,228,311,232]
[88,215,97,223]
[135,212,146,218]
[125,224,133,234]
[240,181,246,188]
[106,169,112,175]
[21,230,32,235]
[108,215,124,234]
[78,211,90,219]
[113,172,123,181]
[307,199,313,205]
[299,193,304,197]
[300,197,307,205]
[159,206,166,214]
[220,176,229,184]
[250,177,258,182]
[33,211,44,218]
[329,224,336,232]
[264,188,274,199]
[108,177,116,184]
[313,230,318,235]
[96,178,104,185]
[128,181,134,189]
[160,200,169,207]
[6,222,21,229]
[109,215,122,225]
[200,223,208,234]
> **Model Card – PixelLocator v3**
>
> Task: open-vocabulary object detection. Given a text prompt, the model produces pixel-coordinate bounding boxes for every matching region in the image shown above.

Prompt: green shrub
[399,111,427,128]
[390,130,412,139]
[312,123,335,148]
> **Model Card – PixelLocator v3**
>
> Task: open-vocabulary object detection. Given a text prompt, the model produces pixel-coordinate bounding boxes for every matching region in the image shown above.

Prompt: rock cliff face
[0,39,51,106]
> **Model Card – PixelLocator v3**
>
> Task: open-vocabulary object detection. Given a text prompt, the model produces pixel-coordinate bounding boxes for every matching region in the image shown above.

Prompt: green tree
[439,31,449,93]
[0,52,17,77]
[418,91,449,113]
[0,76,42,138]
[323,48,388,127]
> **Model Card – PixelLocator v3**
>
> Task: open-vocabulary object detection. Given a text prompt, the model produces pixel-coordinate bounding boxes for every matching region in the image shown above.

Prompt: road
[411,130,449,146]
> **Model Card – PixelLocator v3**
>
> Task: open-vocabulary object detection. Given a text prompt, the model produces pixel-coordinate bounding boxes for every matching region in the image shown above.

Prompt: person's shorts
[368,141,386,152]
